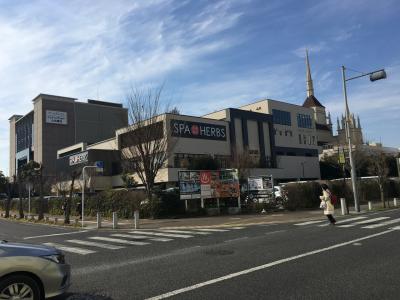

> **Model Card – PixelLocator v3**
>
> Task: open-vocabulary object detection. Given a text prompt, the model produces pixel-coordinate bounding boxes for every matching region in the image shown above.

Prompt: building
[56,104,322,191]
[9,94,128,178]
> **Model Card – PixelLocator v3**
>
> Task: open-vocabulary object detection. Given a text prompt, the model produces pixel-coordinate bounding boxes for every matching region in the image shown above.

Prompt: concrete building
[56,104,322,191]
[9,94,128,178]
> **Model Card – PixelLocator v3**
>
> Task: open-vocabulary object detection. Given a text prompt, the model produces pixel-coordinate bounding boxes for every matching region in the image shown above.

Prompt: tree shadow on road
[53,293,114,300]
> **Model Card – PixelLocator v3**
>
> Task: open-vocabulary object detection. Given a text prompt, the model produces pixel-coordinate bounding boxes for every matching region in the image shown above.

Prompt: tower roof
[302,95,325,108]
[306,49,314,97]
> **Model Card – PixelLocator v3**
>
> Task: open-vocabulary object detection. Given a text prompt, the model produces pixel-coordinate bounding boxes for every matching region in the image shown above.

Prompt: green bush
[284,182,321,211]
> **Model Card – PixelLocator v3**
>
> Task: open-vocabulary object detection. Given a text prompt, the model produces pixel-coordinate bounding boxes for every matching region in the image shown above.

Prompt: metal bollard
[394,198,398,207]
[368,201,373,211]
[97,213,102,229]
[340,198,348,215]
[133,210,140,229]
[112,212,118,229]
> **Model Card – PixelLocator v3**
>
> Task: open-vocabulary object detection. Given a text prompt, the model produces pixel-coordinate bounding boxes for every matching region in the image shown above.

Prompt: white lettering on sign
[69,151,88,166]
[171,120,226,140]
[46,110,67,125]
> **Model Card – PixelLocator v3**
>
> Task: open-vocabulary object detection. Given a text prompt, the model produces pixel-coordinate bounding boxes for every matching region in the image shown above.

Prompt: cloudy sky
[1,0,399,175]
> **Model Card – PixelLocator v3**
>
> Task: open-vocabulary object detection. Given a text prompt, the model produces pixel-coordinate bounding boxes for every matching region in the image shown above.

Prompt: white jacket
[320,190,335,215]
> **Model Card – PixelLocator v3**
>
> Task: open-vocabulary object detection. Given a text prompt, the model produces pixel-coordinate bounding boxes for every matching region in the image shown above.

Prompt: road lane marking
[111,234,172,242]
[43,242,96,255]
[89,237,149,245]
[66,239,125,250]
[294,220,325,226]
[362,218,400,229]
[158,230,210,235]
[129,231,193,238]
[318,216,367,227]
[145,229,398,300]
[192,228,229,232]
[224,237,248,243]
[24,230,90,240]
[265,230,286,235]
[338,217,390,228]
[229,227,245,229]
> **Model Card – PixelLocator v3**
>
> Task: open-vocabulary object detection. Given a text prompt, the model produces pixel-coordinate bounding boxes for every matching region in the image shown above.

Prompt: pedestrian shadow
[52,293,113,300]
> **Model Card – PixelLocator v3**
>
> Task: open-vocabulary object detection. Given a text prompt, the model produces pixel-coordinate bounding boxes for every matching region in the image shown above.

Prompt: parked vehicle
[0,240,70,299]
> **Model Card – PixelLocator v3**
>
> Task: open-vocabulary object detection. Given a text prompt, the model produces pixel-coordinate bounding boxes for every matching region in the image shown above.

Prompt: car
[0,240,70,299]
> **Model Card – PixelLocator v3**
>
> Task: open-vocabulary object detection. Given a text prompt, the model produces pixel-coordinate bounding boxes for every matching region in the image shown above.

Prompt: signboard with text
[179,169,239,200]
[69,151,88,166]
[247,175,274,202]
[46,110,67,125]
[170,119,227,141]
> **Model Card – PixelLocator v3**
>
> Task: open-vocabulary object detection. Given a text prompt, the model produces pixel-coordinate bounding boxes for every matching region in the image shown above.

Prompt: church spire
[306,49,314,97]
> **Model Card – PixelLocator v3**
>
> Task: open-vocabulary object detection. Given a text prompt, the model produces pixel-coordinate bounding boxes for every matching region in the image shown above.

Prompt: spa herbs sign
[170,120,227,141]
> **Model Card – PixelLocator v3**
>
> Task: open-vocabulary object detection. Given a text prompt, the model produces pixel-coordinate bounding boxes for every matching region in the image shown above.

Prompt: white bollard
[340,198,348,215]
[368,201,373,211]
[133,210,140,229]
[112,212,118,229]
[394,198,398,207]
[97,212,102,229]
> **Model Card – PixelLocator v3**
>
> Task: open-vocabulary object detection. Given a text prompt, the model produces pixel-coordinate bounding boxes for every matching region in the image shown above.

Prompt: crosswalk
[42,227,245,256]
[294,216,400,229]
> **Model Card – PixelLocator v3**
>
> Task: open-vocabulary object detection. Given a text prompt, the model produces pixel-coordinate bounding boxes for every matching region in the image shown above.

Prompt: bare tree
[122,86,175,217]
[368,150,390,208]
[231,149,258,183]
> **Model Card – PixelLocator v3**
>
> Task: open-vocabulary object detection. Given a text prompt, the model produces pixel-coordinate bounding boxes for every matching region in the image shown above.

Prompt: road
[1,208,400,300]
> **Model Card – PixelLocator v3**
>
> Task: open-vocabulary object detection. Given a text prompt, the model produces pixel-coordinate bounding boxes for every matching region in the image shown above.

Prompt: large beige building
[9,94,128,178]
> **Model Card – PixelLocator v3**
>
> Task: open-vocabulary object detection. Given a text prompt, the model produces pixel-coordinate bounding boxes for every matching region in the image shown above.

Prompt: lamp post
[341,66,387,212]
[81,165,97,228]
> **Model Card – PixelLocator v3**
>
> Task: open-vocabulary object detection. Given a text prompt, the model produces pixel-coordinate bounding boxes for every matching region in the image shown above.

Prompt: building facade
[9,94,128,178]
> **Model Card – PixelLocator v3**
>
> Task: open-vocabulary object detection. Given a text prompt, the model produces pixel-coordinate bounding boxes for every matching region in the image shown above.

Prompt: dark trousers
[327,214,336,224]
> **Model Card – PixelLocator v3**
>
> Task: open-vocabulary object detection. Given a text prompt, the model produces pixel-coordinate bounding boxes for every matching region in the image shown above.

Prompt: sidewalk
[3,202,394,230]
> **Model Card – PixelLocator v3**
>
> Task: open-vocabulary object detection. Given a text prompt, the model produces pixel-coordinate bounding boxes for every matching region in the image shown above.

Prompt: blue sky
[1,0,399,175]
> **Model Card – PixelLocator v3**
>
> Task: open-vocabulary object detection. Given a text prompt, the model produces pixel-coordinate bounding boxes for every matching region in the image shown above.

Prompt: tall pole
[341,66,360,212]
[28,185,31,216]
[82,168,85,229]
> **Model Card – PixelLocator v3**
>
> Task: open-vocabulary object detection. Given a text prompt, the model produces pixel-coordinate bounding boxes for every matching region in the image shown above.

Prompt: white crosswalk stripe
[158,230,211,235]
[294,220,326,226]
[129,231,193,238]
[66,239,125,250]
[362,218,400,229]
[338,217,390,228]
[89,236,149,245]
[229,227,245,229]
[111,234,172,242]
[192,228,229,232]
[318,217,367,227]
[43,242,96,255]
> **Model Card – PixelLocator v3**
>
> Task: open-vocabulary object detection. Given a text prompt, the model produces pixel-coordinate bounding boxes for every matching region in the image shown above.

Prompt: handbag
[319,201,326,209]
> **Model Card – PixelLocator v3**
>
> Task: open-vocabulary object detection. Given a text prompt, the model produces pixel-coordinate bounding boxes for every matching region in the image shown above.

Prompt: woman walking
[320,184,336,225]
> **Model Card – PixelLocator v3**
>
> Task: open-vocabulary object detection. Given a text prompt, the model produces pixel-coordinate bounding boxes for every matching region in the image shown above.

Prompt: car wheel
[0,274,42,300]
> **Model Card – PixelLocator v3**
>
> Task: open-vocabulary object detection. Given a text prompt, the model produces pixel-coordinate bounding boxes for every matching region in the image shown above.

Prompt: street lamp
[341,66,387,212]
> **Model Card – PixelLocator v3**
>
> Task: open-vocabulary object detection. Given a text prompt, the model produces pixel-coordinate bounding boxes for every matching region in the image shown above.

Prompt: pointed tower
[306,49,314,97]
[302,49,334,146]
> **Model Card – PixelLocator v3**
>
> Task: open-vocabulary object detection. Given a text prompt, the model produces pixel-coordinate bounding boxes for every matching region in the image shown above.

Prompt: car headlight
[41,254,65,264]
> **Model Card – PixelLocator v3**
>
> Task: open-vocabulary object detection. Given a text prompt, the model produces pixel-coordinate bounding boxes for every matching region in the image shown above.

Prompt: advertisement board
[170,119,227,141]
[69,151,88,166]
[178,169,239,200]
[46,110,67,125]
[247,175,274,202]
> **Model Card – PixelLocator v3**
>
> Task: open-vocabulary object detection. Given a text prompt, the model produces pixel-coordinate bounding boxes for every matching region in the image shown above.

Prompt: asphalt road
[1,208,400,300]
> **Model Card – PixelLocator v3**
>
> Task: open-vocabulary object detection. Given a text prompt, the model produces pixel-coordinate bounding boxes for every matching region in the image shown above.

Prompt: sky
[1,0,399,175]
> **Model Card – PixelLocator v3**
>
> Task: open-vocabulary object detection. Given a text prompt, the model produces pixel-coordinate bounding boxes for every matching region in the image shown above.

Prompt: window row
[272,109,291,126]
[297,114,313,129]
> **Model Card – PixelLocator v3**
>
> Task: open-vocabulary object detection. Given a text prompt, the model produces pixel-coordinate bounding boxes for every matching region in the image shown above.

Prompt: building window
[312,136,316,145]
[299,134,302,144]
[297,114,312,129]
[303,135,307,144]
[279,131,282,136]
[272,109,291,126]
